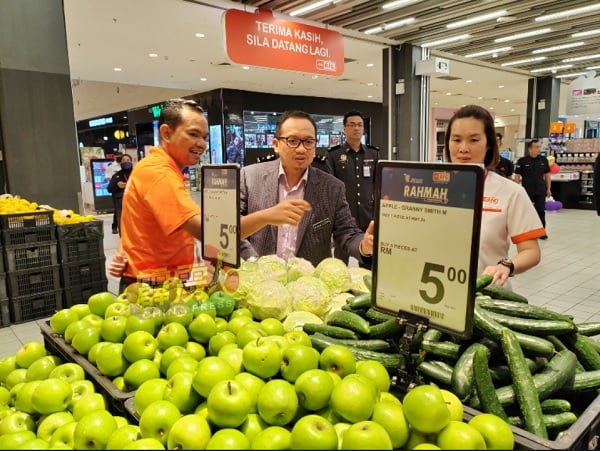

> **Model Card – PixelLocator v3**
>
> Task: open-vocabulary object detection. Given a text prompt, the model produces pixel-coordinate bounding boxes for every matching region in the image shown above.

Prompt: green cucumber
[302,323,359,339]
[420,340,462,362]
[476,298,574,322]
[307,332,391,352]
[417,360,452,387]
[540,399,571,414]
[501,327,548,438]
[364,308,395,324]
[483,310,576,336]
[476,274,494,291]
[561,332,600,371]
[583,336,600,353]
[346,292,372,311]
[507,412,578,430]
[575,322,600,337]
[473,345,508,421]
[473,304,555,357]
[325,310,371,336]
[363,274,372,292]
[422,328,444,342]
[451,342,489,402]
[368,318,404,339]
[565,369,600,391]
[481,284,529,303]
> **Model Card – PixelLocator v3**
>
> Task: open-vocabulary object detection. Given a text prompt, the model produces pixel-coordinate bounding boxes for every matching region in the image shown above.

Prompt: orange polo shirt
[121,147,201,282]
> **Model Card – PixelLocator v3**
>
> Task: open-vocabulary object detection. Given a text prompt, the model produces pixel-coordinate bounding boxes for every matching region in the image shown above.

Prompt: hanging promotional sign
[224,8,344,76]
[566,71,600,116]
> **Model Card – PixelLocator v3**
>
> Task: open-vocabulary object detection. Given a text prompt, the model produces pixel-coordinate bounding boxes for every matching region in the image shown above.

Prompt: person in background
[594,152,600,216]
[494,132,514,179]
[445,105,545,288]
[514,139,551,239]
[239,110,375,267]
[226,135,243,164]
[105,151,123,234]
[326,110,379,268]
[107,154,133,236]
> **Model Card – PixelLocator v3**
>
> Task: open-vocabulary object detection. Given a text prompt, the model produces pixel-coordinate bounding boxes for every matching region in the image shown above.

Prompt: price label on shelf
[201,164,240,268]
[372,161,484,338]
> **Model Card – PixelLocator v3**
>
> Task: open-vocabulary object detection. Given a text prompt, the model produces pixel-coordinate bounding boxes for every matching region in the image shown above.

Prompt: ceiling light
[495,28,551,43]
[367,95,373,98]
[447,10,507,29]
[504,99,510,103]
[477,96,483,100]
[367,82,374,86]
[364,17,415,34]
[446,92,452,95]
[530,64,573,73]
[563,54,600,63]
[366,63,374,67]
[466,80,472,83]
[195,33,205,38]
[489,107,494,110]
[586,65,600,70]
[290,0,332,17]
[200,77,207,81]
[573,29,600,38]
[311,75,319,79]
[498,85,504,88]
[501,56,546,67]
[556,72,588,79]
[535,4,600,22]
[465,46,511,58]
[113,67,122,72]
[421,34,470,48]
[532,42,585,54]
[511,109,515,112]
[148,53,158,58]
[382,0,420,10]
[242,66,250,70]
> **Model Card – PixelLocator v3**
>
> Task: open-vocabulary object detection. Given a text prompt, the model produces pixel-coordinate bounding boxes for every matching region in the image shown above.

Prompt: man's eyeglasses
[277,136,317,150]
[345,122,364,128]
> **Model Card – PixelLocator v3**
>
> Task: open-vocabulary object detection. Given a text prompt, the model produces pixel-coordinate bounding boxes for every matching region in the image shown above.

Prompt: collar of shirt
[149,146,185,182]
[277,162,309,191]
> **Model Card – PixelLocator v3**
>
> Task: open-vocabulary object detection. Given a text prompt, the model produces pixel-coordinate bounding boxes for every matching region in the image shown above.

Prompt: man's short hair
[344,110,364,126]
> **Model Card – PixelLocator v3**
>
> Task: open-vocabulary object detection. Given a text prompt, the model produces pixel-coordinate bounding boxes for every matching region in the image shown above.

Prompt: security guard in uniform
[327,110,379,268]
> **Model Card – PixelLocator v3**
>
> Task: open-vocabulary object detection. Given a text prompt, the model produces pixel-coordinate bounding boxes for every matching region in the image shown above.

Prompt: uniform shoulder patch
[365,144,380,151]
[313,154,327,163]
[328,144,341,152]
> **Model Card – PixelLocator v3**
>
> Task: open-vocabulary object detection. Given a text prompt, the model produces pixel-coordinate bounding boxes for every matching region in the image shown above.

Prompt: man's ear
[159,123,170,142]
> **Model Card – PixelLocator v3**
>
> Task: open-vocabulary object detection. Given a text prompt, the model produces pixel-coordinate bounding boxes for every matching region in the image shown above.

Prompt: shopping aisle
[1,208,598,359]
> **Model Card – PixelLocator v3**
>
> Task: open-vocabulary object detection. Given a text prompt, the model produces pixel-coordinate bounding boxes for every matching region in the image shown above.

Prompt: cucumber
[417,360,452,387]
[489,358,540,386]
[561,332,600,371]
[363,274,372,292]
[507,412,578,430]
[540,398,571,414]
[451,342,489,402]
[473,345,508,420]
[364,308,396,324]
[501,327,548,439]
[483,310,576,336]
[368,318,404,339]
[476,274,494,291]
[583,336,600,353]
[565,369,600,391]
[575,322,600,337]
[307,332,391,352]
[422,328,444,342]
[547,336,586,372]
[473,304,555,357]
[476,298,574,322]
[481,284,529,303]
[420,340,462,362]
[302,323,359,339]
[326,310,371,336]
[346,292,372,311]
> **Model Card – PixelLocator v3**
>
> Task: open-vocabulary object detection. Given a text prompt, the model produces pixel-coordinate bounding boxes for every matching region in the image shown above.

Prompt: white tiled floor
[1,208,599,359]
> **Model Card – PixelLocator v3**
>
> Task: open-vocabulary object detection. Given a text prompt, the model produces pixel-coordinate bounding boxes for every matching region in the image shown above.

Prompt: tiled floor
[1,208,599,359]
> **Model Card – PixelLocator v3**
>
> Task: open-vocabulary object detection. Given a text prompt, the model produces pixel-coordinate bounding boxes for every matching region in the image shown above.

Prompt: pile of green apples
[0,342,137,449]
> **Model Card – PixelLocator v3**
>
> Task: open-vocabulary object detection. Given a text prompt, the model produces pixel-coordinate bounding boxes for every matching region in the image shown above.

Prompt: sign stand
[392,312,429,392]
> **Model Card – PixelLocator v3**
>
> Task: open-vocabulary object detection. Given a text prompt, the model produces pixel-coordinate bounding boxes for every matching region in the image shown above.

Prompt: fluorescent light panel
[495,28,551,43]
[501,56,546,67]
[532,42,585,54]
[573,29,600,38]
[382,0,420,10]
[290,0,332,16]
[556,72,588,79]
[530,64,573,73]
[563,54,600,63]
[465,46,512,58]
[364,17,415,35]
[535,4,600,22]
[421,34,470,48]
[446,10,507,29]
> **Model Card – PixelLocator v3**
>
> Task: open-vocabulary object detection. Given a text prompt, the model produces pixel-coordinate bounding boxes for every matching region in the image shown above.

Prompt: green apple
[8,381,25,407]
[208,330,237,356]
[191,356,236,398]
[402,384,451,434]
[370,400,410,449]
[122,330,157,363]
[226,316,253,335]
[468,413,515,450]
[187,313,217,344]
[440,388,464,422]
[236,325,268,349]
[185,341,206,361]
[0,411,35,435]
[31,378,72,415]
[291,414,338,450]
[71,326,102,356]
[64,320,88,343]
[330,374,377,423]
[207,379,252,428]
[294,368,334,411]
[71,392,106,421]
[218,346,244,374]
[125,313,156,336]
[25,355,61,381]
[49,421,77,449]
[214,317,229,333]
[134,378,168,416]
[124,359,160,390]
[0,431,37,449]
[70,380,95,407]
[50,309,79,335]
[209,291,236,318]
[284,330,313,347]
[378,391,401,405]
[355,360,390,393]
[88,341,110,365]
[250,426,292,450]
[15,381,40,414]
[156,322,189,351]
[5,368,28,389]
[49,363,85,382]
[0,386,9,405]
[104,301,131,319]
[260,318,286,336]
[158,346,187,376]
[141,306,165,333]
[36,411,75,443]
[88,291,116,317]
[139,400,182,446]
[113,376,128,392]
[207,428,250,450]
[262,335,289,353]
[240,413,268,443]
[436,420,486,450]
[69,303,91,319]
[15,342,46,369]
[280,344,320,383]
[123,438,166,449]
[167,414,211,450]
[74,410,118,450]
[106,424,141,450]
[319,344,356,377]
[166,355,198,380]
[230,307,253,320]
[96,343,129,377]
[334,422,351,449]
[163,371,201,414]
[234,371,266,413]
[164,302,193,327]
[257,379,298,426]
[100,315,128,343]
[0,356,17,383]
[242,338,282,379]
[341,420,393,450]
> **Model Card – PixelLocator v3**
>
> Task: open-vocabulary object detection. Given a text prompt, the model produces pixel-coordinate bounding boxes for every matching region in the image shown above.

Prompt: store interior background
[62,0,600,212]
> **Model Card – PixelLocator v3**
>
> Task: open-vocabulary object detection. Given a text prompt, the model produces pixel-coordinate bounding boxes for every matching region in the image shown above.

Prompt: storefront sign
[564,122,577,134]
[566,71,600,116]
[88,116,113,128]
[549,122,564,134]
[372,161,484,338]
[224,8,344,76]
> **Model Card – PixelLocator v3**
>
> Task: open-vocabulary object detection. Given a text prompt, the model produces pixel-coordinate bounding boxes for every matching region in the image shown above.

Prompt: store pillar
[0,0,81,210]
[526,76,561,139]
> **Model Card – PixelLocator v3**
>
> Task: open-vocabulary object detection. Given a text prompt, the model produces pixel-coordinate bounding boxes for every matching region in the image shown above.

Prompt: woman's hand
[482,263,511,287]
[108,252,127,278]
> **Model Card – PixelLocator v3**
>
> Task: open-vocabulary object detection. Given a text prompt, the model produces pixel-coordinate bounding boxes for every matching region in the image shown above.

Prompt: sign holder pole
[392,312,429,392]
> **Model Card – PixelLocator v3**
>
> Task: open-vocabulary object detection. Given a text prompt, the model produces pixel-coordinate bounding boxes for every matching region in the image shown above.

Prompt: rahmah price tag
[201,164,241,268]
[372,161,484,339]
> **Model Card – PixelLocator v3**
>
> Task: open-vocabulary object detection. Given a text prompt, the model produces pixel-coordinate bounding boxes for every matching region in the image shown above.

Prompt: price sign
[201,164,240,268]
[372,161,484,338]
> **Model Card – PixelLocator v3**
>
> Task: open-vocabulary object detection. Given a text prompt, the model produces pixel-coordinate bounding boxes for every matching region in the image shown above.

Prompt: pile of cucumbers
[302,273,600,442]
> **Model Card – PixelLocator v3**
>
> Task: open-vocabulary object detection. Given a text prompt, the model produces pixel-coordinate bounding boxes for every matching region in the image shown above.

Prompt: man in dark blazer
[239,110,374,267]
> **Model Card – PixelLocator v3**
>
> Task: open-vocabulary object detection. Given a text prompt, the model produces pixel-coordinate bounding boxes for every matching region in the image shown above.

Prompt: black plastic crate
[0,273,6,300]
[60,258,106,289]
[9,289,62,324]
[63,280,108,308]
[0,298,9,328]
[56,220,104,241]
[4,241,58,272]
[58,237,104,263]
[39,320,135,417]
[0,210,54,230]
[1,225,56,247]
[7,264,61,298]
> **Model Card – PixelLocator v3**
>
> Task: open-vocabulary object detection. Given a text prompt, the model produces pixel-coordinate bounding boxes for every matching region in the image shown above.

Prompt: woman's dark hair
[444,105,499,170]
[276,110,317,137]
[160,98,204,130]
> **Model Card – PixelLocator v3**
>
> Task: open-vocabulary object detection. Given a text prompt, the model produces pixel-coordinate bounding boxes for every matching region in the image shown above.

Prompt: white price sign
[201,164,240,267]
[373,161,484,338]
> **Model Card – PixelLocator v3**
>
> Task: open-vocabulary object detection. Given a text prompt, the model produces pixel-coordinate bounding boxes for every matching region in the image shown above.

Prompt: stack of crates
[56,220,107,307]
[0,243,7,328]
[1,210,62,324]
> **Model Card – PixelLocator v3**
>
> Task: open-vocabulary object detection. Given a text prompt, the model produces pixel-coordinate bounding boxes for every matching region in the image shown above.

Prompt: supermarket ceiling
[64,0,600,122]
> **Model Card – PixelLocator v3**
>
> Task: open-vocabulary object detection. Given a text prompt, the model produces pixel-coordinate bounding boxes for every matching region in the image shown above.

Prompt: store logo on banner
[224,8,344,76]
